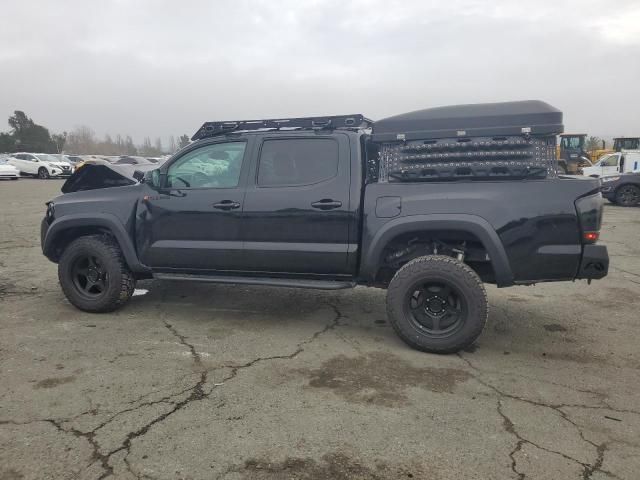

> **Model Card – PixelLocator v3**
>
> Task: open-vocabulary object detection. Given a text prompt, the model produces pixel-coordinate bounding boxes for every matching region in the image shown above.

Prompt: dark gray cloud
[2,0,639,143]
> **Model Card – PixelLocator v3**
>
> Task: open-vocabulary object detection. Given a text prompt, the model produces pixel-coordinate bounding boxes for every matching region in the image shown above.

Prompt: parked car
[41,101,608,354]
[581,150,640,177]
[63,155,85,165]
[111,156,160,166]
[600,173,640,207]
[0,157,20,180]
[7,152,74,178]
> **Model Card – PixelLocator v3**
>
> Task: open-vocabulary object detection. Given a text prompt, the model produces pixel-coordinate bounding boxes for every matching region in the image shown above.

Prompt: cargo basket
[369,100,563,182]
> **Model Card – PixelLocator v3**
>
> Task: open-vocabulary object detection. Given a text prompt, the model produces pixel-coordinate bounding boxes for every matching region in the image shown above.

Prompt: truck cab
[613,137,640,152]
[582,150,640,177]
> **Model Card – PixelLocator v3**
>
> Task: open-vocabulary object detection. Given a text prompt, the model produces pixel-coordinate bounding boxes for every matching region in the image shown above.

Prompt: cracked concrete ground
[1,178,639,480]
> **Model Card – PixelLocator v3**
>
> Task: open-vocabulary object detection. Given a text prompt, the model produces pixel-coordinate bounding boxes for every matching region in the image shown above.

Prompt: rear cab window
[257,138,339,187]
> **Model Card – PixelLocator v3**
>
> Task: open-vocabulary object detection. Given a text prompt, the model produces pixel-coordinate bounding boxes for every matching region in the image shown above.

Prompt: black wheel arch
[43,213,151,275]
[360,214,514,287]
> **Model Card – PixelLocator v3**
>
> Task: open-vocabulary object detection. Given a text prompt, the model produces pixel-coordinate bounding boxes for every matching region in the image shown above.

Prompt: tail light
[575,193,603,244]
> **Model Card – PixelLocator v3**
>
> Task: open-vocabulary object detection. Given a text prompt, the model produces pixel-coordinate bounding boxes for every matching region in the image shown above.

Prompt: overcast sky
[2,0,639,144]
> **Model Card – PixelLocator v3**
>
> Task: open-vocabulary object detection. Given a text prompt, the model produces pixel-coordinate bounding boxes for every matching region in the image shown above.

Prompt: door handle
[311,199,342,210]
[213,200,241,210]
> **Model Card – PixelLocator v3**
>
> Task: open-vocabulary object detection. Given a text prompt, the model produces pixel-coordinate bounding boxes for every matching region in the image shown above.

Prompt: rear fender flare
[361,214,514,287]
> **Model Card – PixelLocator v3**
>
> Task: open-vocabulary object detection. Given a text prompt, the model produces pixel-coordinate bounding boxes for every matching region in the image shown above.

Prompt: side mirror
[133,170,145,183]
[150,169,165,190]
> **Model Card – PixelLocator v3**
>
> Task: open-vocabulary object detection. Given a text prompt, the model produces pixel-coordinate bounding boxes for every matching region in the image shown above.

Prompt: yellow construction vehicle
[557,134,592,174]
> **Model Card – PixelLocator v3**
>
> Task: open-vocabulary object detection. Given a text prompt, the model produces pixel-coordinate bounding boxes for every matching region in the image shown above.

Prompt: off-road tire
[38,167,50,179]
[386,255,488,354]
[615,184,640,207]
[58,235,135,313]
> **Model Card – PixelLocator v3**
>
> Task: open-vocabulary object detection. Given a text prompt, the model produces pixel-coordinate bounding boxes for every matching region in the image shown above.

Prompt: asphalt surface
[1,178,639,480]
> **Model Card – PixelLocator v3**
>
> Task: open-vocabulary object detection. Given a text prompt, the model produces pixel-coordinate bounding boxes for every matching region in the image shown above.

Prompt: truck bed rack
[192,114,372,140]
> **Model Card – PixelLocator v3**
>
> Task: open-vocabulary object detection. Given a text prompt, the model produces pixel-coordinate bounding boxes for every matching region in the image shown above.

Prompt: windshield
[35,154,64,163]
[560,136,584,149]
[614,138,640,151]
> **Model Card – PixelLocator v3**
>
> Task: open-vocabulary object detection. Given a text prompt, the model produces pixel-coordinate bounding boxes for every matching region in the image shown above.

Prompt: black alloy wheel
[615,185,640,207]
[71,255,108,298]
[405,281,466,338]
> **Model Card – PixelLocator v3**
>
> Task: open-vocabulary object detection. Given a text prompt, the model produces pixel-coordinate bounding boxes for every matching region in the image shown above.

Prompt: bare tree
[66,125,96,154]
[586,136,605,151]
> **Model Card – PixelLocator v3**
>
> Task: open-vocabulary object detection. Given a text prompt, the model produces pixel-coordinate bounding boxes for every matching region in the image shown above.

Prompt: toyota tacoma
[41,100,609,353]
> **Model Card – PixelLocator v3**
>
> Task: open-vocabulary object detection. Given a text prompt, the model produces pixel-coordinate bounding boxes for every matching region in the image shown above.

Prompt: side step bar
[153,273,356,290]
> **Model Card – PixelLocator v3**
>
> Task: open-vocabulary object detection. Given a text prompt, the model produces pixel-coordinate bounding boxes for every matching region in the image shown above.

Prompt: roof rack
[191,114,373,141]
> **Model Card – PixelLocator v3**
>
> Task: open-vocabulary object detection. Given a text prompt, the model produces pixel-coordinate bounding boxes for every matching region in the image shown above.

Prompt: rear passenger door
[241,134,354,275]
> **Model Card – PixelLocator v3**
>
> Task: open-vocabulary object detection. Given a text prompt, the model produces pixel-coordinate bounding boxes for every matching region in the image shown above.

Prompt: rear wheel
[58,235,135,312]
[38,167,50,179]
[386,255,488,354]
[615,185,640,207]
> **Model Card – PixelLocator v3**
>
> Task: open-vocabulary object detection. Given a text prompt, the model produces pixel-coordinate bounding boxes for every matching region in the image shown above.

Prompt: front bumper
[600,185,615,201]
[575,244,608,280]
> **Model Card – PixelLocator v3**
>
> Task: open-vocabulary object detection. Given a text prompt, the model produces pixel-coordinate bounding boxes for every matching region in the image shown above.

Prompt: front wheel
[38,167,50,179]
[386,255,488,354]
[58,235,135,312]
[615,185,640,207]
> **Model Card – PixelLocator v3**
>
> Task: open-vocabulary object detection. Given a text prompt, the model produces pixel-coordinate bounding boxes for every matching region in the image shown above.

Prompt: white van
[582,151,640,177]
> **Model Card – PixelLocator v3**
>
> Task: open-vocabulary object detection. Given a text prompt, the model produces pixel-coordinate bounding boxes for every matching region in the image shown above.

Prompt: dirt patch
[300,352,472,407]
[0,470,24,480]
[543,324,567,332]
[0,469,24,480]
[33,375,76,389]
[507,296,529,303]
[236,452,432,480]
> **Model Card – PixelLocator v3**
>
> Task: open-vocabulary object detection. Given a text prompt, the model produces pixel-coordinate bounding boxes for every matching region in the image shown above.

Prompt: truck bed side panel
[361,178,599,284]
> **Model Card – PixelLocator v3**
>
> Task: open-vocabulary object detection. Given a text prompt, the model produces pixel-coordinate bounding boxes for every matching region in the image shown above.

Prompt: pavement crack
[44,418,114,480]
[458,352,612,479]
[66,299,345,478]
[220,301,344,380]
[163,320,202,366]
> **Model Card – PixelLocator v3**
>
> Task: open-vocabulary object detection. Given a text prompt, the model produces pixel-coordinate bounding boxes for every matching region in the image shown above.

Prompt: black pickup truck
[41,100,608,353]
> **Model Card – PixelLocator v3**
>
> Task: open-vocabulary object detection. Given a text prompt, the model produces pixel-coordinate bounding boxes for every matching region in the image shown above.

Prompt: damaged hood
[61,163,155,193]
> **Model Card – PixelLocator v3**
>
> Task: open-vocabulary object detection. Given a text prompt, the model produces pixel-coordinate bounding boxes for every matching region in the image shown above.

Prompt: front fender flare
[43,213,150,274]
[360,214,514,287]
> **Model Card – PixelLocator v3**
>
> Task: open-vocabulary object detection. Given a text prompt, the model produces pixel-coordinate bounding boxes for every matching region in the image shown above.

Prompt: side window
[257,138,339,187]
[167,142,246,189]
[601,155,619,167]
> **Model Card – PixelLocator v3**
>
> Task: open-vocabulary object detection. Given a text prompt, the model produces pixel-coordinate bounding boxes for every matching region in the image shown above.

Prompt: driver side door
[600,154,620,176]
[137,139,252,272]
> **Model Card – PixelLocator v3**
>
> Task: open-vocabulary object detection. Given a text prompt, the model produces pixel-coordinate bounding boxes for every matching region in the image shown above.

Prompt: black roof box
[371,100,563,142]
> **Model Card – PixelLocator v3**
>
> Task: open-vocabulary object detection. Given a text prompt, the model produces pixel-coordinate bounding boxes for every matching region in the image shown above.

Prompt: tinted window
[167,142,246,188]
[257,138,338,187]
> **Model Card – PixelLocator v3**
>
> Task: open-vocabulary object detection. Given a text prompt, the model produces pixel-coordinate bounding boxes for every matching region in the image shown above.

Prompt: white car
[7,152,74,179]
[0,157,20,180]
